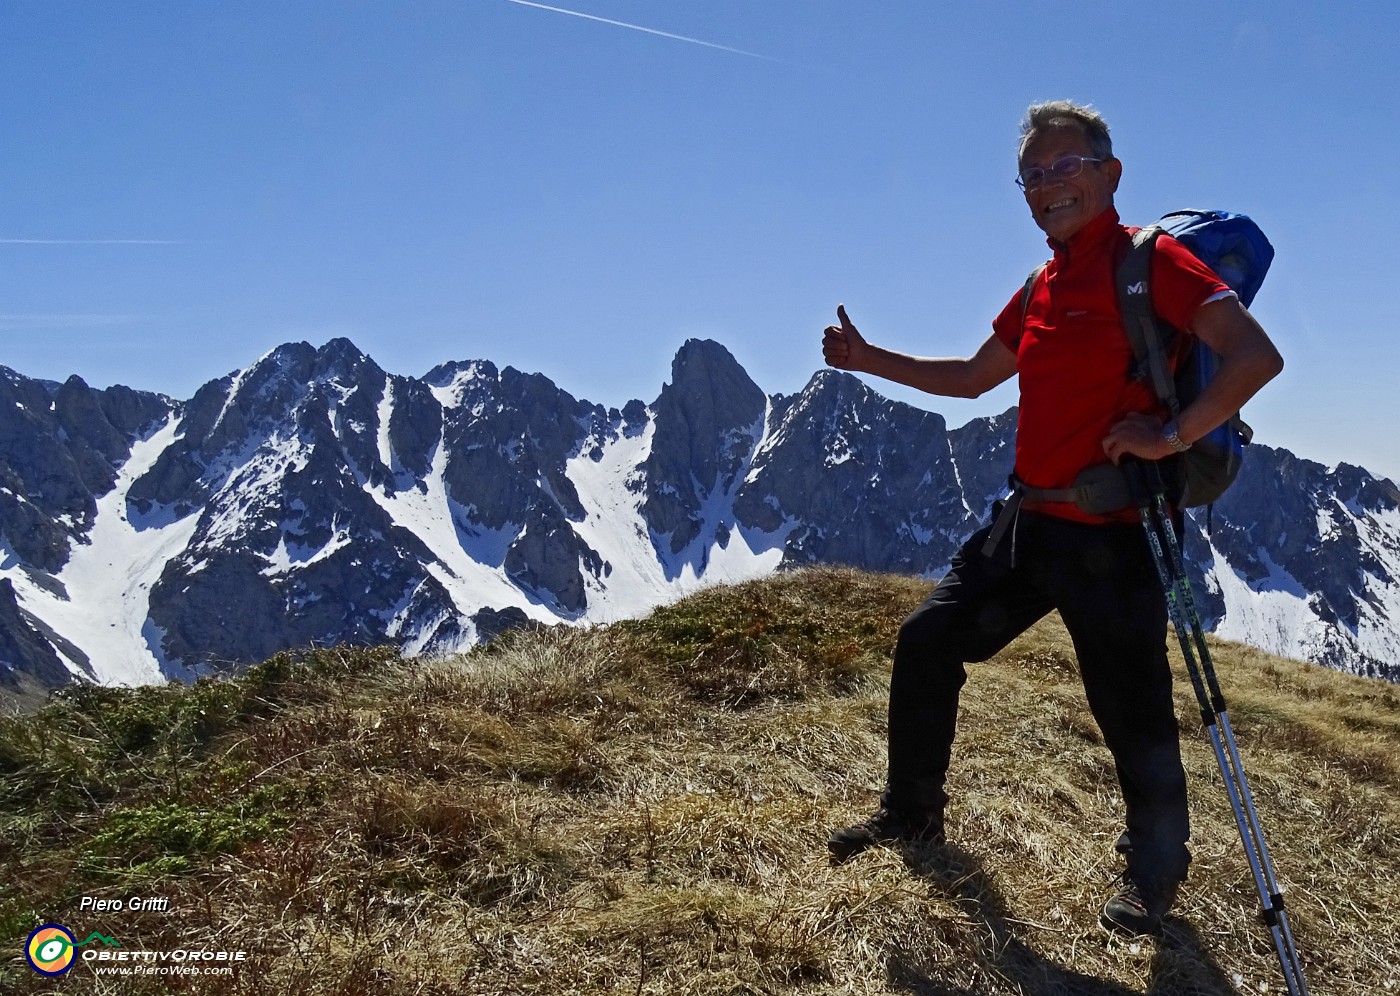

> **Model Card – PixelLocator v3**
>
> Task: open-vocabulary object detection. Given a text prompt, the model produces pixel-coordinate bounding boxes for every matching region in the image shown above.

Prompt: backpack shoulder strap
[1116,225,1181,416]
[1013,262,1048,351]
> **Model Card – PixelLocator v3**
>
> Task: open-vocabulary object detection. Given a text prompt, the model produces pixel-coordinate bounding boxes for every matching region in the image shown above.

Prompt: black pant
[887,509,1190,882]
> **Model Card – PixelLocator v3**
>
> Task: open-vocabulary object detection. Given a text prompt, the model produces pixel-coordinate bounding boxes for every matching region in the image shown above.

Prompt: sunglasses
[1015,155,1105,190]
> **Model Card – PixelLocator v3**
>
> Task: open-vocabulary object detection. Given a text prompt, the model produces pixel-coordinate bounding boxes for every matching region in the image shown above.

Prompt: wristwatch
[1162,418,1192,453]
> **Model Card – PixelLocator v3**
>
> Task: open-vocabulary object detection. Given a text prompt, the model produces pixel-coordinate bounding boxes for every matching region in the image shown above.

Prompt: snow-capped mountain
[1,338,1396,696]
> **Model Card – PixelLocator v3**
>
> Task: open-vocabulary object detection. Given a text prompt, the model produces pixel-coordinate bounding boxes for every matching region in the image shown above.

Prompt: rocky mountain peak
[0,369,177,573]
[313,337,372,378]
[666,339,766,422]
[423,359,498,391]
[637,340,769,556]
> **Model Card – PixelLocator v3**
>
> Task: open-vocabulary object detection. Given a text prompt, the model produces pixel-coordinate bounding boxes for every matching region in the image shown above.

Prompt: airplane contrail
[502,0,777,61]
[0,238,183,245]
[0,314,143,326]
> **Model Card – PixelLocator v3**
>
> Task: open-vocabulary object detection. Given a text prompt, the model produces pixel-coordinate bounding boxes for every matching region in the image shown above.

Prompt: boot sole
[1098,909,1164,937]
[827,835,882,863]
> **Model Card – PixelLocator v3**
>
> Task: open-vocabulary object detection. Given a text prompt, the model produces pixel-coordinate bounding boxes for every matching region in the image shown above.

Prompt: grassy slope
[2,566,1398,995]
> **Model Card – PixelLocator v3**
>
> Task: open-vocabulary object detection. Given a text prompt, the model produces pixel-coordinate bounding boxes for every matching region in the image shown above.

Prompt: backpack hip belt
[981,463,1143,562]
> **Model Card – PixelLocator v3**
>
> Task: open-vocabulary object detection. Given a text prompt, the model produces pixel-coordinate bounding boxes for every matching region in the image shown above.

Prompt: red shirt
[991,208,1230,524]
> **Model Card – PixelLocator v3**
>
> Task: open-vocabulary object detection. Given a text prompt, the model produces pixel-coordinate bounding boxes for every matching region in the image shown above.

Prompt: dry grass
[2,566,1399,994]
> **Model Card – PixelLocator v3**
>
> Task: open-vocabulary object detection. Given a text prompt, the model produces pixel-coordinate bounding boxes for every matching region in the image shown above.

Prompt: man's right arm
[822,304,1018,399]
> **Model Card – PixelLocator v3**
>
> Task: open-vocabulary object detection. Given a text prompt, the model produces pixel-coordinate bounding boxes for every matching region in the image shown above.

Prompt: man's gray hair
[1018,100,1113,165]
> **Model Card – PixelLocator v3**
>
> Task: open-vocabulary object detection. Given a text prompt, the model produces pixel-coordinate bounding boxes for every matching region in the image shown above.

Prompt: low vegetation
[2,566,1398,994]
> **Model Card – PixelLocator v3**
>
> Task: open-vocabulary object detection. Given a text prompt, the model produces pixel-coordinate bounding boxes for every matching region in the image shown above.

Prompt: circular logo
[26,924,77,976]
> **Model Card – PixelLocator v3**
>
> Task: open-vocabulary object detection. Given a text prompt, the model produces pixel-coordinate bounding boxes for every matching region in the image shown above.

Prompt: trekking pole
[1125,460,1309,996]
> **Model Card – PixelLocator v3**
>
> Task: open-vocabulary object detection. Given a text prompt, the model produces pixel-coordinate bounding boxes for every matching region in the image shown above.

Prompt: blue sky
[3,2,1398,482]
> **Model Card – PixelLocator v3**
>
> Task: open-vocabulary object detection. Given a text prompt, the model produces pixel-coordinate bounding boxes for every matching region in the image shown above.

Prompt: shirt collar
[1047,206,1121,262]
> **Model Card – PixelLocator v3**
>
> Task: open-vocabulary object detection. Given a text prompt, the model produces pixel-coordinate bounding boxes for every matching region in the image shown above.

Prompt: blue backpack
[1155,209,1272,309]
[1118,209,1274,508]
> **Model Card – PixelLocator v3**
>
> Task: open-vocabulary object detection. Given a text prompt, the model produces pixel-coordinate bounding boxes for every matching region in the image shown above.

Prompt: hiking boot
[1100,872,1180,936]
[827,804,944,863]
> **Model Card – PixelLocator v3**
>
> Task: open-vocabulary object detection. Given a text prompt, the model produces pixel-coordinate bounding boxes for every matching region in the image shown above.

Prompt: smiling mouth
[1045,197,1077,213]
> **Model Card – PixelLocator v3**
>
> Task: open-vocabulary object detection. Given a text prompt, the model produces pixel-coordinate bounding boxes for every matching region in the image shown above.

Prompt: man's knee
[890,603,968,685]
[896,600,961,659]
[897,598,1018,665]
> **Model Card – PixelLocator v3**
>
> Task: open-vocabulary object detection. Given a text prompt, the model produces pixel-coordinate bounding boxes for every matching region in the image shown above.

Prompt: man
[820,100,1283,936]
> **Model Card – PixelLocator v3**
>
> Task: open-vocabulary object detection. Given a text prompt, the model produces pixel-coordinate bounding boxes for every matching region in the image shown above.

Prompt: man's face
[1018,126,1121,242]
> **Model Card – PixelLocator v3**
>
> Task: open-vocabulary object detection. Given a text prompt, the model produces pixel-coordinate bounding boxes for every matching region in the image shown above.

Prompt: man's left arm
[1102,296,1284,464]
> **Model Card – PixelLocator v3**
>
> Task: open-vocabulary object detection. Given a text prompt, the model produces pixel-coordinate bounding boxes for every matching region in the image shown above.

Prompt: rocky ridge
[0,339,1395,692]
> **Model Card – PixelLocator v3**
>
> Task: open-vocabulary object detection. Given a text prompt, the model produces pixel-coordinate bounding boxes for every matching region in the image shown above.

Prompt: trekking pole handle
[1121,457,1168,509]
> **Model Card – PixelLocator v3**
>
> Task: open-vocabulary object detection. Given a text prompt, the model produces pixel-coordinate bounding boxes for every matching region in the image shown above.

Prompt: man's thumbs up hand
[823,304,869,371]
